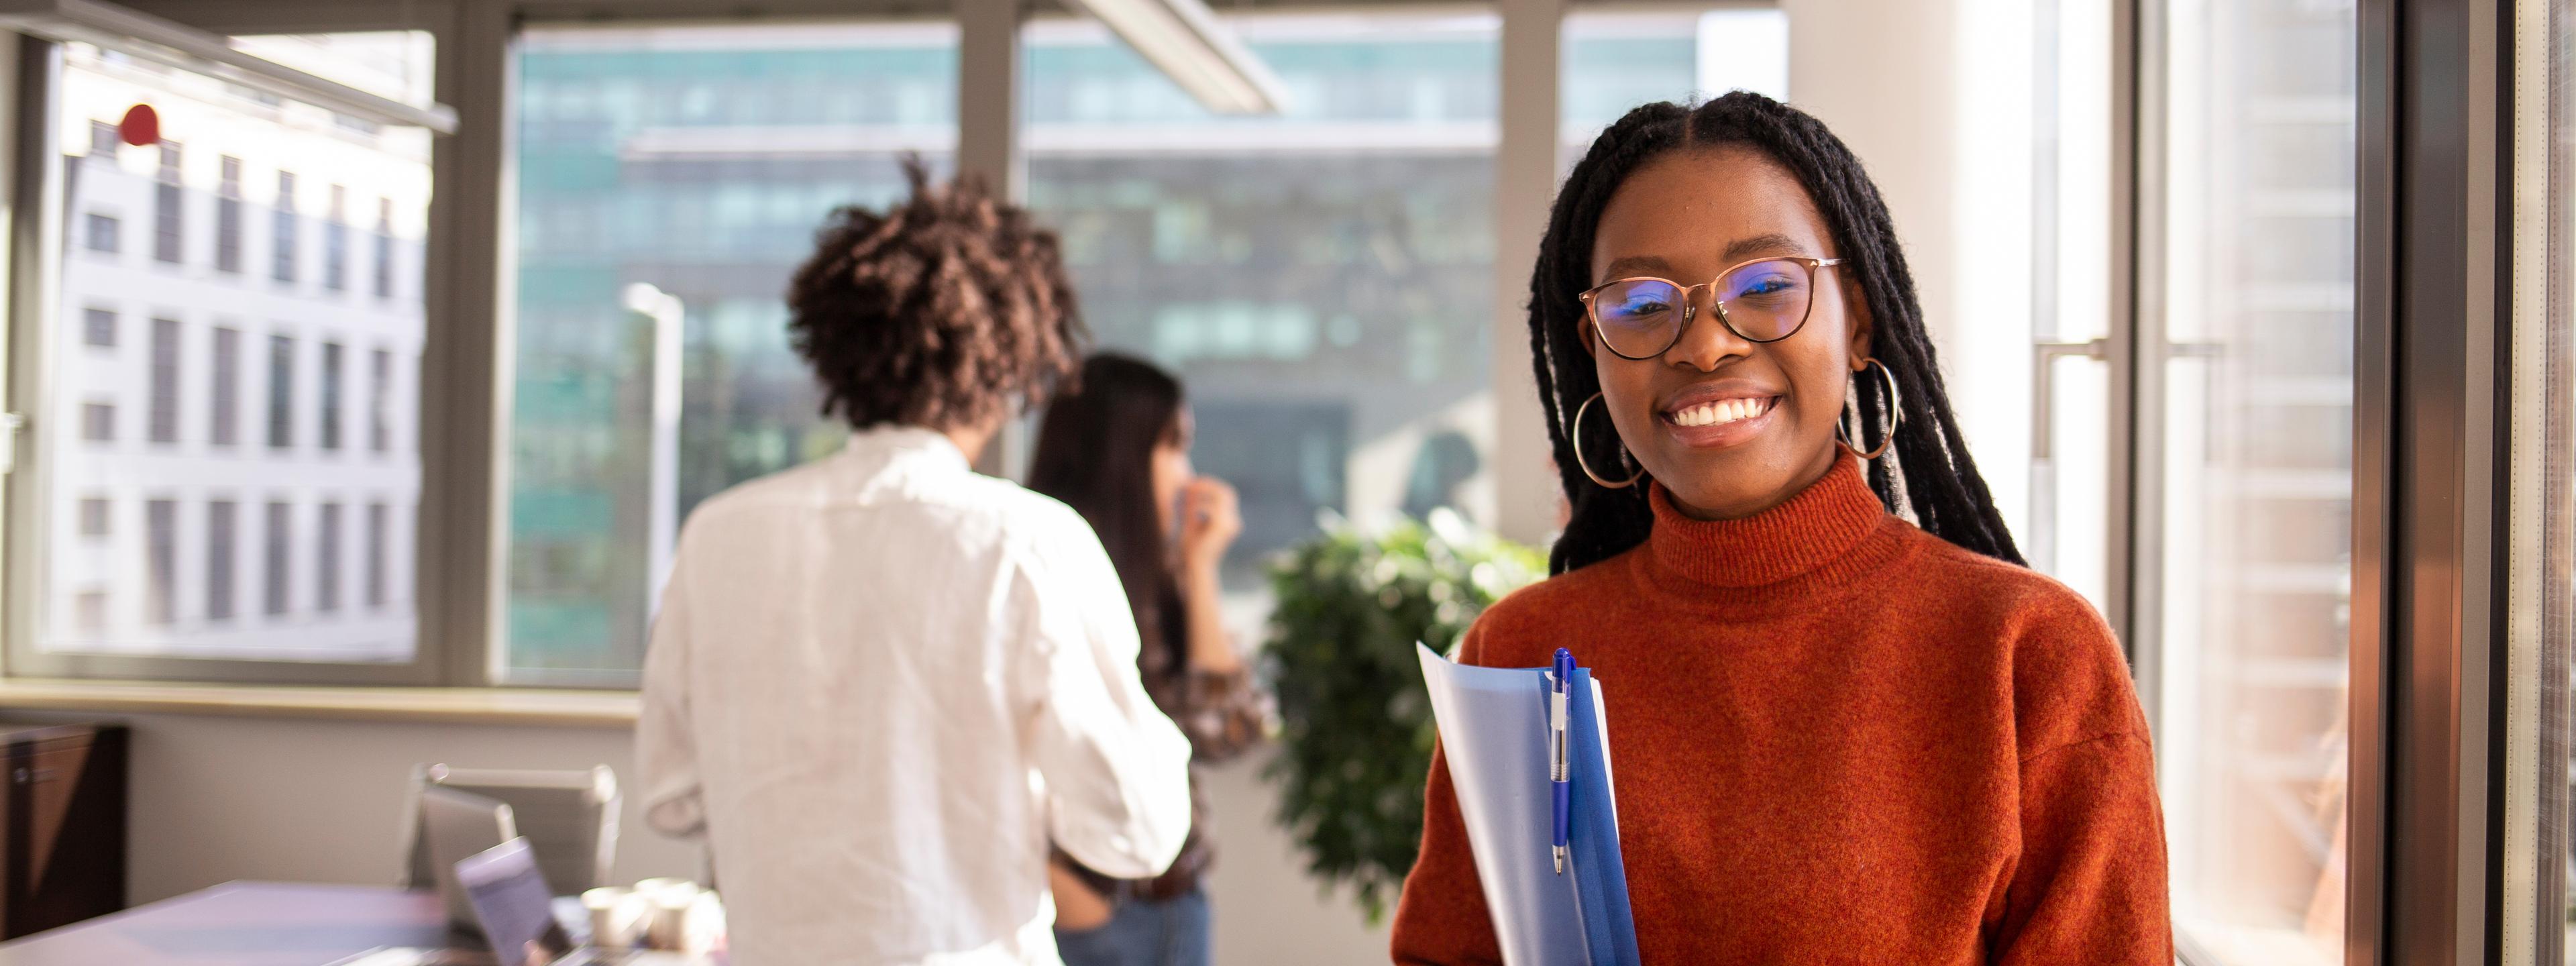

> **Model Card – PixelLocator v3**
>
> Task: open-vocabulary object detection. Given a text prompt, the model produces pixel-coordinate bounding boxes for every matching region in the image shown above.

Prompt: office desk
[0,881,457,966]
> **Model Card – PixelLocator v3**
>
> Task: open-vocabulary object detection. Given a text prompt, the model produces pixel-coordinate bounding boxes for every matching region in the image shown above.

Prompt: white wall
[7,708,1387,965]
[1780,0,2039,538]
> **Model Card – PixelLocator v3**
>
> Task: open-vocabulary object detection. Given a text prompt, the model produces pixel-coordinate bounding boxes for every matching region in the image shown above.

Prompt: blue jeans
[1053,887,1212,966]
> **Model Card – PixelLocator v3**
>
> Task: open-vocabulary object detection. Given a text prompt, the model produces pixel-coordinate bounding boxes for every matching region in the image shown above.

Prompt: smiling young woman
[1388,94,2172,964]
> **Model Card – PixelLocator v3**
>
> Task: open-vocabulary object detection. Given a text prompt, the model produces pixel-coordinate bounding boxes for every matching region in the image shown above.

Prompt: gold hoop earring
[1837,357,1903,460]
[1570,392,1645,489]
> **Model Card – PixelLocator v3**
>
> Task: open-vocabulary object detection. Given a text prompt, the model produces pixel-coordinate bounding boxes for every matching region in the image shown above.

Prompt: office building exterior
[44,39,431,661]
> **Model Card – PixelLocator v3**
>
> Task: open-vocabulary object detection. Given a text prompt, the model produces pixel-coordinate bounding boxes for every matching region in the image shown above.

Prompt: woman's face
[1151,407,1195,539]
[1585,146,1873,520]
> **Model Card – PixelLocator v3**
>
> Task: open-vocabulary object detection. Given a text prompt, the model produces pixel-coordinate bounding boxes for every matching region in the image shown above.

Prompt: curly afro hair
[786,157,1086,433]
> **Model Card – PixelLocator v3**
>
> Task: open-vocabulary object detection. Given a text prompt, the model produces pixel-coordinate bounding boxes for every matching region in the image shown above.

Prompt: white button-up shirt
[637,425,1194,966]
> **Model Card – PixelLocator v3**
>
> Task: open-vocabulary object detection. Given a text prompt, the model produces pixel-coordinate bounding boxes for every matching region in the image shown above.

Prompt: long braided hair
[1534,93,2023,574]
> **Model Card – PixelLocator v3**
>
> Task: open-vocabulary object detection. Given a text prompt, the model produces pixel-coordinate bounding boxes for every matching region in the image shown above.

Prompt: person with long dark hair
[1389,93,2171,962]
[1027,354,1267,966]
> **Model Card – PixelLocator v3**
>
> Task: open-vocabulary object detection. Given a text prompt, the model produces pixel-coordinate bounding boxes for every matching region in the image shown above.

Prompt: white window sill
[0,678,640,728]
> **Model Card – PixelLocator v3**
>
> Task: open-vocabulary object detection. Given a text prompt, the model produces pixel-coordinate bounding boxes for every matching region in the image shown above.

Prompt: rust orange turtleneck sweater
[1389,455,2171,965]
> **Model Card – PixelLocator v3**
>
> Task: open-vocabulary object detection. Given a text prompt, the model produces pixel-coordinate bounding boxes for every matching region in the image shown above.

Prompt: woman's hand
[1049,860,1116,932]
[1177,476,1242,576]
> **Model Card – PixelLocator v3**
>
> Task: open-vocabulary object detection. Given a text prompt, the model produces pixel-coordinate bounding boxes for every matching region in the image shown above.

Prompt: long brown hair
[1028,354,1189,676]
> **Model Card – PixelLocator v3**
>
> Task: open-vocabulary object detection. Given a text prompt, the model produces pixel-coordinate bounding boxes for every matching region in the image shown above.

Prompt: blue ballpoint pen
[1550,647,1573,875]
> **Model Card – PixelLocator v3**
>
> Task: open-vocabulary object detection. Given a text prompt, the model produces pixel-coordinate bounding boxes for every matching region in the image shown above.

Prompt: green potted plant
[1263,508,1546,922]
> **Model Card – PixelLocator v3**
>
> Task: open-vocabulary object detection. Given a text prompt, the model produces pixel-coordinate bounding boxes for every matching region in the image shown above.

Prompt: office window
[215,156,242,274]
[206,499,235,621]
[146,499,176,625]
[320,341,343,451]
[324,184,347,291]
[148,317,179,443]
[366,502,388,608]
[2155,0,2356,961]
[78,497,109,538]
[272,171,297,282]
[370,347,391,452]
[87,119,117,159]
[36,36,433,665]
[373,198,394,298]
[1560,10,1786,171]
[1025,13,1502,582]
[503,22,961,681]
[262,501,290,616]
[154,141,182,264]
[83,213,118,253]
[267,335,293,448]
[80,402,113,442]
[315,502,341,612]
[210,327,239,446]
[73,592,107,636]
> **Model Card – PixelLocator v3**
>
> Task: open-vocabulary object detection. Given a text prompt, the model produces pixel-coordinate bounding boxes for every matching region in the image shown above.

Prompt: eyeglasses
[1578,256,1845,360]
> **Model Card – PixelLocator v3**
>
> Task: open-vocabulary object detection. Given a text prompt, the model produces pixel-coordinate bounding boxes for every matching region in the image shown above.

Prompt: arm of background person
[635,550,706,840]
[1014,513,1196,879]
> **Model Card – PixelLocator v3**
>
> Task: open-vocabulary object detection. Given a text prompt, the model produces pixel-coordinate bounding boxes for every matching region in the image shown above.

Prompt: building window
[146,499,176,625]
[148,317,179,444]
[154,141,182,264]
[262,501,290,616]
[87,119,117,160]
[272,171,297,283]
[211,327,239,447]
[370,348,392,453]
[373,198,394,299]
[325,184,347,292]
[37,35,434,668]
[83,213,118,254]
[74,591,107,636]
[267,335,293,449]
[78,496,109,538]
[215,156,242,274]
[80,402,113,443]
[320,342,343,451]
[316,502,341,613]
[207,499,235,622]
[367,502,388,608]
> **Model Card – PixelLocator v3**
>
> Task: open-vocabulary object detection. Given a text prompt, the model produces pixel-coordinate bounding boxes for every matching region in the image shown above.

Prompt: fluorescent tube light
[0,0,458,133]
[1057,0,1289,115]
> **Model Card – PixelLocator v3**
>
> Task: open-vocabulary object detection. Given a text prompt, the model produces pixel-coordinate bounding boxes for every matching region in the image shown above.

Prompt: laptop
[329,837,589,966]
[455,838,579,965]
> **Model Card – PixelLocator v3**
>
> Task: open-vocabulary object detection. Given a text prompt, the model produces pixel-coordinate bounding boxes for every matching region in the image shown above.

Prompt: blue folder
[1417,643,1640,966]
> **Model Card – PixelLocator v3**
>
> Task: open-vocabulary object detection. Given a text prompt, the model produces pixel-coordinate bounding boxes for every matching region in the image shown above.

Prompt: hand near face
[1177,476,1242,573]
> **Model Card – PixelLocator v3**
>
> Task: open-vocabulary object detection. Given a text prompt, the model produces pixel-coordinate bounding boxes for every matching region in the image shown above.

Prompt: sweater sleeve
[1990,731,2174,964]
[1388,624,1505,966]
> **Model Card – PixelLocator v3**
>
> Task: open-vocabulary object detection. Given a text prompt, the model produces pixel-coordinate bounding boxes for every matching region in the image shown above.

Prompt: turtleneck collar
[1642,452,1898,596]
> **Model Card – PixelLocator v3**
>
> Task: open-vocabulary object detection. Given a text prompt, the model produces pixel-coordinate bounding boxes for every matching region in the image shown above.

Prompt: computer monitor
[419,786,516,932]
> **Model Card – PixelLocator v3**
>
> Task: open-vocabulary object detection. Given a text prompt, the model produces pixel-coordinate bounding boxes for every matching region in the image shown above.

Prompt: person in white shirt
[635,159,1194,966]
